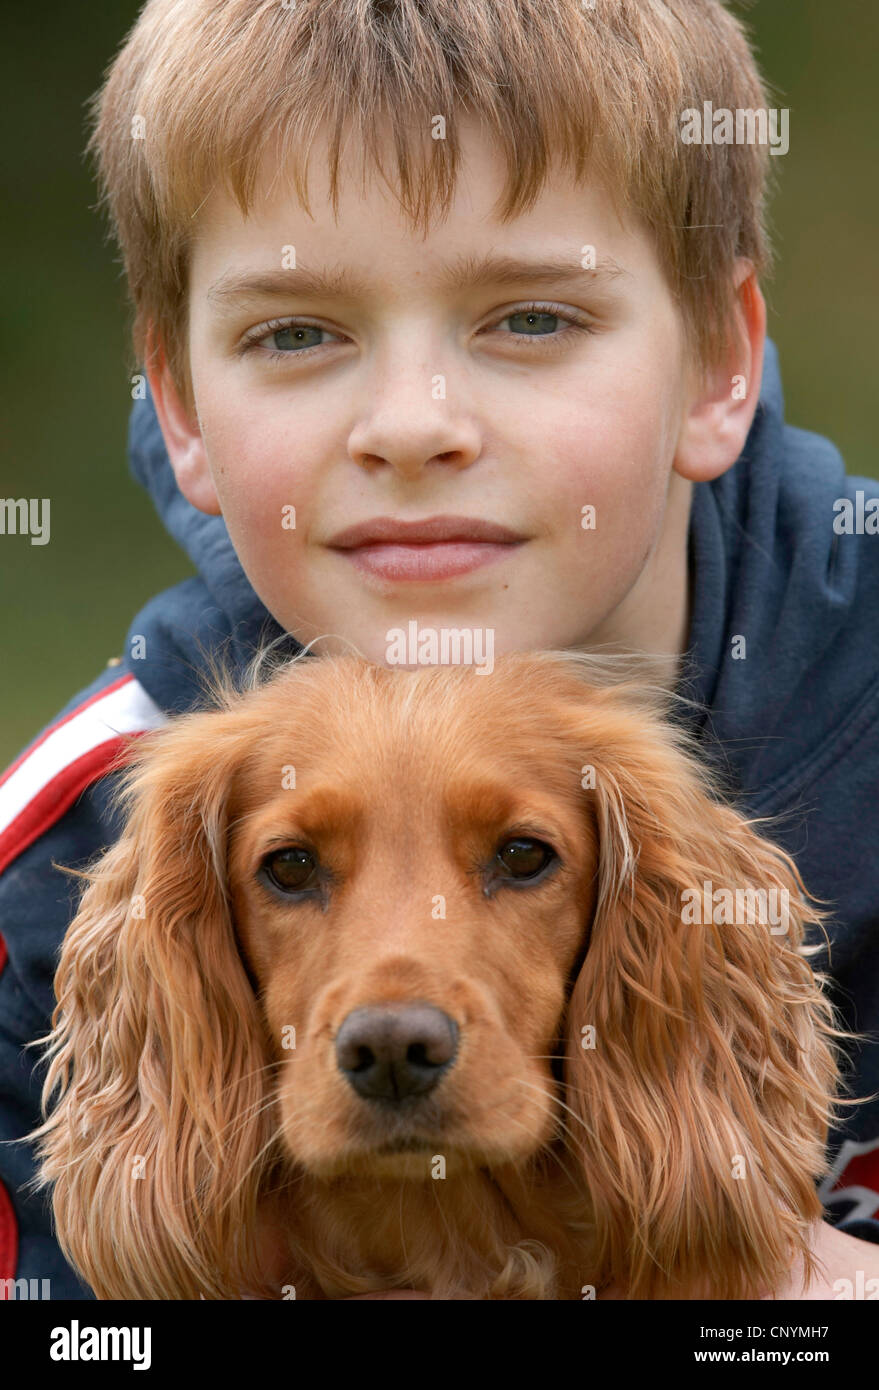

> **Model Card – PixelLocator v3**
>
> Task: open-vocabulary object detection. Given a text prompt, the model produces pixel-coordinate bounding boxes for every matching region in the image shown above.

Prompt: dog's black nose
[335,1003,459,1102]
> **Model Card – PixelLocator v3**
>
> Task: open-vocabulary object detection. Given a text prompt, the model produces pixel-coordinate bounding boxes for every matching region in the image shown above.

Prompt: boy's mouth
[328,515,526,583]
[340,540,522,582]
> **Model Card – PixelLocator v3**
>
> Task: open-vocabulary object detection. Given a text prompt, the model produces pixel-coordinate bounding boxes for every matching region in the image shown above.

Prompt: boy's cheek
[211,464,318,553]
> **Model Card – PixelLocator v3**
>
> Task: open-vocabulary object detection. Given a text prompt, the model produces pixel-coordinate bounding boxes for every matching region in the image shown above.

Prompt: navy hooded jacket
[1,339,878,1299]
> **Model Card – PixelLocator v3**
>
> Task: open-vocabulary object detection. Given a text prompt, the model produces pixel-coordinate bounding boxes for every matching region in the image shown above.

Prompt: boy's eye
[239,302,593,363]
[240,320,342,361]
[499,309,564,336]
[260,323,331,353]
[490,301,595,342]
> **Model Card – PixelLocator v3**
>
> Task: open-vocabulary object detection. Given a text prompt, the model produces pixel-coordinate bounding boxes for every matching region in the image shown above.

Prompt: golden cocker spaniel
[26,649,863,1299]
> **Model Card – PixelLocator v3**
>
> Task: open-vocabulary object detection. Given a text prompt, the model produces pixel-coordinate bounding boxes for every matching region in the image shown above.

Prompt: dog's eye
[495,837,556,880]
[261,847,318,893]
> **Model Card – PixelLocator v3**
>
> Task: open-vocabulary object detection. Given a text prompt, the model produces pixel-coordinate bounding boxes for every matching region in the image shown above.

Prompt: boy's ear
[144,326,222,517]
[673,260,766,485]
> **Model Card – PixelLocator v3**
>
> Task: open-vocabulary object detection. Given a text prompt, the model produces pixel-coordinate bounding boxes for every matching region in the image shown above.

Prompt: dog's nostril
[335,1003,459,1103]
[350,1045,375,1074]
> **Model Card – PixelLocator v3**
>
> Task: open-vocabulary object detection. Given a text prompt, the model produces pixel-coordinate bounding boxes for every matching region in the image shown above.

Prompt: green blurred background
[2,0,877,766]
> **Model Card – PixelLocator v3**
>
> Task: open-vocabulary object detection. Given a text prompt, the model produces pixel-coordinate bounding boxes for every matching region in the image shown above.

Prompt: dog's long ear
[25,709,277,1300]
[561,683,861,1300]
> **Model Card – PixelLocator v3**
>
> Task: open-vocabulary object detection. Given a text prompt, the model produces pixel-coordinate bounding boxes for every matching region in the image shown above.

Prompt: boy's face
[156,122,756,670]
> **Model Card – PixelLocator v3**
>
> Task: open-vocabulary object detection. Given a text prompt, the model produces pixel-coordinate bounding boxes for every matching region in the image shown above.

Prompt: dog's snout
[335,1003,459,1102]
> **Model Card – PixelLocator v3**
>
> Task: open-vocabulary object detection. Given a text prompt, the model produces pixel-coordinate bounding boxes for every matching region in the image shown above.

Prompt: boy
[2,0,878,1299]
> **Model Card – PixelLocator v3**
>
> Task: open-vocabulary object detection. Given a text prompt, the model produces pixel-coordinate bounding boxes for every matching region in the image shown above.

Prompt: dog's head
[27,650,853,1298]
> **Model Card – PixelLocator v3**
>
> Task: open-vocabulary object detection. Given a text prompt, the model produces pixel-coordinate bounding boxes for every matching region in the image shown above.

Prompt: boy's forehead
[189,120,658,304]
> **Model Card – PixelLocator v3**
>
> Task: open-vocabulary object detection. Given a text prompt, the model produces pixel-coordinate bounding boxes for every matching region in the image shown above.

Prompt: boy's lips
[327,515,526,582]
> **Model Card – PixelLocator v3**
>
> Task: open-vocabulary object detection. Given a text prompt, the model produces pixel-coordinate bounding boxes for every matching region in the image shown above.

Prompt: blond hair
[87,0,777,414]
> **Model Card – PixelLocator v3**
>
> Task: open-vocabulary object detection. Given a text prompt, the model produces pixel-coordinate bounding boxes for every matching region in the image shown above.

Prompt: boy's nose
[335,1002,459,1101]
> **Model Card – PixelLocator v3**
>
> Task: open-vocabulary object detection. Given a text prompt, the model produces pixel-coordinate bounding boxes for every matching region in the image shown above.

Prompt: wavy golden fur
[25,649,861,1299]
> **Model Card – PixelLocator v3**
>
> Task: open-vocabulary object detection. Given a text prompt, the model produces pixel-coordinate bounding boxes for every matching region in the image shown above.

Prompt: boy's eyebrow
[206,252,631,314]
